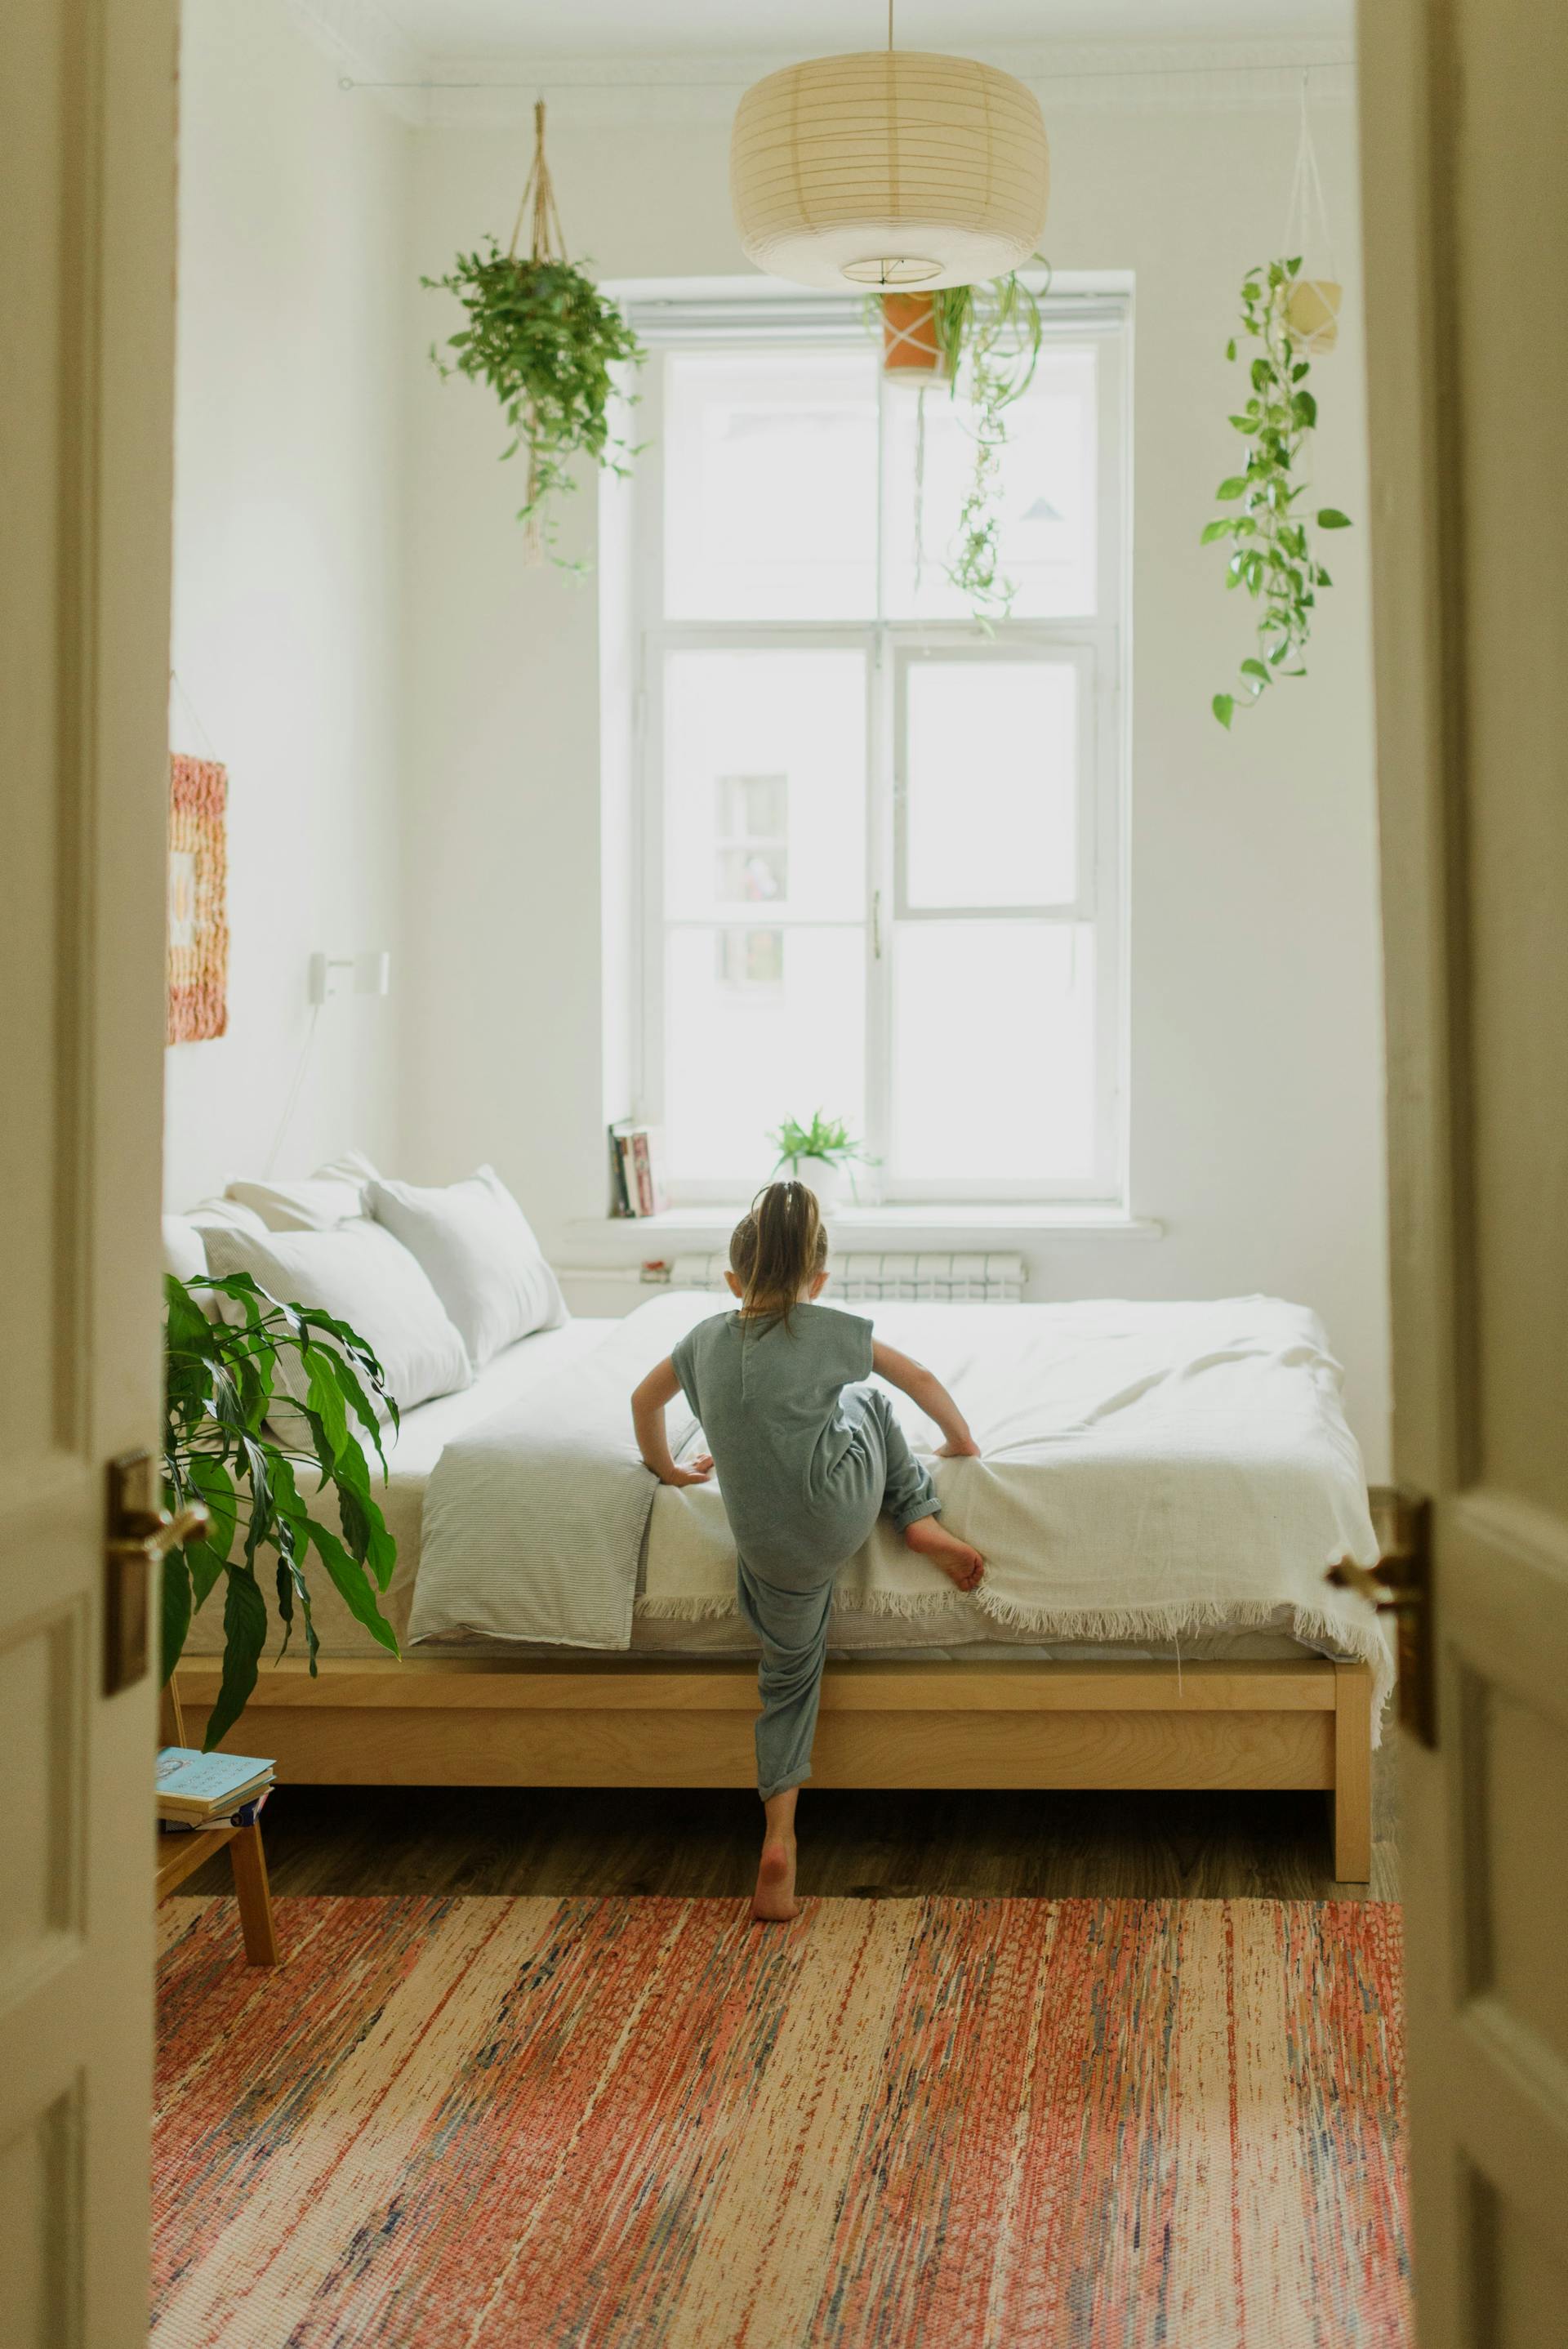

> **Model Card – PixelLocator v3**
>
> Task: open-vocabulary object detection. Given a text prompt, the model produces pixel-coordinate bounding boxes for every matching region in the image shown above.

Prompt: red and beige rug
[154,1895,1409,2348]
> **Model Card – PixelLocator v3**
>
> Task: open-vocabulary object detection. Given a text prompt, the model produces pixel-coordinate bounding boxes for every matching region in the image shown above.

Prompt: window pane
[892,922,1097,1182]
[883,346,1098,620]
[664,925,866,1187]
[664,649,866,924]
[905,659,1078,909]
[664,350,879,619]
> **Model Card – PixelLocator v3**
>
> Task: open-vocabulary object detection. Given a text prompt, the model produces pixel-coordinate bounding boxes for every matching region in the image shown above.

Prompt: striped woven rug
[154,1895,1409,2348]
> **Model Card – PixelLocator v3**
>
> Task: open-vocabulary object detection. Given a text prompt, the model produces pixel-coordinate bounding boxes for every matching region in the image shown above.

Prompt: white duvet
[408,1291,1390,1723]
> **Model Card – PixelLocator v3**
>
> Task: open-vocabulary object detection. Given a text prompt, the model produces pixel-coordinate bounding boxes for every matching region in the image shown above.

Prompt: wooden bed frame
[175,1651,1374,1882]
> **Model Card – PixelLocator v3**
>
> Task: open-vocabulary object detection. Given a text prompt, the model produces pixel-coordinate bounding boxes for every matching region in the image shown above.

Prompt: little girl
[630,1180,984,1923]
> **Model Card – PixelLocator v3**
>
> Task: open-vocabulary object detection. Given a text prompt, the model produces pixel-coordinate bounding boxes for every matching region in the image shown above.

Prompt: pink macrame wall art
[167,754,229,1044]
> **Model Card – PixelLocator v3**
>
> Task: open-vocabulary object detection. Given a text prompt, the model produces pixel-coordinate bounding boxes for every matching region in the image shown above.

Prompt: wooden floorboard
[172,1735,1400,1904]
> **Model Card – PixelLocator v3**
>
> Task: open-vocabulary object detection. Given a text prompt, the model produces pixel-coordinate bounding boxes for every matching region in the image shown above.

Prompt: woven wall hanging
[167,754,229,1044]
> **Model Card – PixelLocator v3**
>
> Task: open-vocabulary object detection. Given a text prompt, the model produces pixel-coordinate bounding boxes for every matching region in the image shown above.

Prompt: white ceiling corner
[284,0,430,123]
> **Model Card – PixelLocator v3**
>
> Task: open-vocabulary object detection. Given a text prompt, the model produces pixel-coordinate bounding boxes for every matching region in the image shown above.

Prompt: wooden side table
[155,1817,280,1965]
[157,1673,279,1964]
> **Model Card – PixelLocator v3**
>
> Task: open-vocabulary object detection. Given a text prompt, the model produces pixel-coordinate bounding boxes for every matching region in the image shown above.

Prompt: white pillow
[163,1215,210,1286]
[225,1155,381,1232]
[368,1166,567,1370]
[202,1220,471,1422]
[166,1201,270,1318]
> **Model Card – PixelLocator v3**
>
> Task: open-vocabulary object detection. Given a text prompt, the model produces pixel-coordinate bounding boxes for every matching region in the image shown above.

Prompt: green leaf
[1241,659,1272,685]
[1215,476,1248,501]
[1213,693,1236,729]
[1200,519,1234,545]
[305,1518,400,1656]
[203,1567,269,1749]
[1316,507,1352,529]
[1292,390,1317,429]
[161,1551,192,1685]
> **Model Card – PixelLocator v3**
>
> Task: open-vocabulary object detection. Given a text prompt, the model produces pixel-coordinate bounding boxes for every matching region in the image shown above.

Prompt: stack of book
[608,1121,668,1217]
[157,1746,275,1835]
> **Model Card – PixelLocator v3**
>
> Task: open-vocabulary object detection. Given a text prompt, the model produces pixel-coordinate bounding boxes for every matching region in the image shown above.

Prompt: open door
[1359,0,1568,2340]
[2,1,178,2340]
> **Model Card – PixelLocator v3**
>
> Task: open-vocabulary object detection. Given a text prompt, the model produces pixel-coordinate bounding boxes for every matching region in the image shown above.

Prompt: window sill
[568,1205,1163,1241]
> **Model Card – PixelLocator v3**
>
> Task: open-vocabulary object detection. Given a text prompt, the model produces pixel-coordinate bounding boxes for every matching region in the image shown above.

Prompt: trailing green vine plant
[873,266,1048,619]
[422,103,644,564]
[1203,255,1352,727]
[929,270,1047,617]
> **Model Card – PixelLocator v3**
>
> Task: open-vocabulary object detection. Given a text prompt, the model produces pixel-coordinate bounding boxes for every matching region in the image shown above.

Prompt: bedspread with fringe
[408,1290,1390,1728]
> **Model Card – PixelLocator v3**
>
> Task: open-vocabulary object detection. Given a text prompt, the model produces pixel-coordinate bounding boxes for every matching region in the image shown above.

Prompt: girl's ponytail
[730,1181,828,1327]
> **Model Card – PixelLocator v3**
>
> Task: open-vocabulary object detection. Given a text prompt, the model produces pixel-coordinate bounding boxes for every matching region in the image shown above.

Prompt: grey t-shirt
[670,1303,877,1572]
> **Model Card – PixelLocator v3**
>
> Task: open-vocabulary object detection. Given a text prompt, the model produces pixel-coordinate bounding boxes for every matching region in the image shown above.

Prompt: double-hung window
[608,282,1129,1208]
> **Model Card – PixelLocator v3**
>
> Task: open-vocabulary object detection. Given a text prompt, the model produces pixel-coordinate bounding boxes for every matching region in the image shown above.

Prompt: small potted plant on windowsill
[768,1112,876,1208]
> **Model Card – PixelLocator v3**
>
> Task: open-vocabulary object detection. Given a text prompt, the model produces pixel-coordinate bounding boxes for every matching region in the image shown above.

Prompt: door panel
[1359,0,1568,2342]
[1,1,178,2342]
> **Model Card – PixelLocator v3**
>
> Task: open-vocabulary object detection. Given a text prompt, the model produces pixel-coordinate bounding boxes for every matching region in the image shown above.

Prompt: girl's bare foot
[903,1515,985,1593]
[751,1836,800,1923]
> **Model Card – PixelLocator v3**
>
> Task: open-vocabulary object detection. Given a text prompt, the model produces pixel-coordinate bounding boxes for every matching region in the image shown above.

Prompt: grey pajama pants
[736,1383,940,1803]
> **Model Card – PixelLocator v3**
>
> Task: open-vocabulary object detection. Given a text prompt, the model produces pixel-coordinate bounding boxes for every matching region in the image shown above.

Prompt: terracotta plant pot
[880,292,946,378]
[1285,277,1342,354]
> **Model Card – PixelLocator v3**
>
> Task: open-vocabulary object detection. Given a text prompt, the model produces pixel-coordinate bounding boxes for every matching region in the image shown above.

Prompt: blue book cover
[157,1746,274,1812]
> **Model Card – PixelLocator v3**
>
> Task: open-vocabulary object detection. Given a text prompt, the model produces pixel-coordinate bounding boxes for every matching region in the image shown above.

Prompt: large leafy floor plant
[163,1273,399,1747]
[422,102,644,562]
[1203,256,1352,727]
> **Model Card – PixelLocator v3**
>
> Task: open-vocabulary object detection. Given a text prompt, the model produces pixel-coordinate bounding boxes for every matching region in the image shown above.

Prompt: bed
[176,1291,1389,1881]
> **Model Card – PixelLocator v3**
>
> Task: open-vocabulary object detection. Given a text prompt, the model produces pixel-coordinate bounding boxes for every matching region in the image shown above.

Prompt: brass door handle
[1325,1490,1436,1747]
[107,1501,210,1565]
[104,1449,213,1696]
[1325,1557,1420,1612]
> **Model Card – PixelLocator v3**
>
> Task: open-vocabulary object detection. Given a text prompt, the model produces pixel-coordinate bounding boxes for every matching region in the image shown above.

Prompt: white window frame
[612,279,1131,1210]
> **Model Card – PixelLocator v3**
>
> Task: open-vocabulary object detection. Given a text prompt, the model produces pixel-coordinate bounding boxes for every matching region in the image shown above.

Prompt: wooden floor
[175,1735,1399,1904]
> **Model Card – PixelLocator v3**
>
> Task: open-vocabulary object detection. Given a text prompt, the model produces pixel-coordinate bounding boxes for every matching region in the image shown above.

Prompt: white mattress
[180,1312,1353,1673]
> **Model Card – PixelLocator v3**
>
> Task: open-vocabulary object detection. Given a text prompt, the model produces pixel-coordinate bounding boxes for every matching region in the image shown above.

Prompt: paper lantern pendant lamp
[730,50,1049,292]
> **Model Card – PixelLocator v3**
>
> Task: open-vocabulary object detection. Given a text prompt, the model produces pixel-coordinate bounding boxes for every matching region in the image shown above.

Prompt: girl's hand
[935,1435,981,1460]
[662,1453,714,1487]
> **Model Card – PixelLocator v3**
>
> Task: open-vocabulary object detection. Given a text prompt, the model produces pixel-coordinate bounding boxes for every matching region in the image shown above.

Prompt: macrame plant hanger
[508,100,567,561]
[1280,77,1341,354]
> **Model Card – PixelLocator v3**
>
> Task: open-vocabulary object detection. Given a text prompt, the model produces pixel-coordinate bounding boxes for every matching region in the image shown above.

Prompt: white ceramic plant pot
[791,1156,853,1208]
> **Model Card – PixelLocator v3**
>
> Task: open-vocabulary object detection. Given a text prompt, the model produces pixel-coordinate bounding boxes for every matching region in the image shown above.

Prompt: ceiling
[371,0,1354,62]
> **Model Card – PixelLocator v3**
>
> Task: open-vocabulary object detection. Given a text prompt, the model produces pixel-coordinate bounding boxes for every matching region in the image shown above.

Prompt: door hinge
[1327,1488,1436,1747]
[105,1450,208,1698]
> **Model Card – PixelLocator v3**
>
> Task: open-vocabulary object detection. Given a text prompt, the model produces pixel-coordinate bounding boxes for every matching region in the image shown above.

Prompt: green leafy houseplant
[769,1112,876,1193]
[421,105,644,562]
[876,269,1048,619]
[1203,256,1352,727]
[162,1273,399,1748]
[927,271,1047,617]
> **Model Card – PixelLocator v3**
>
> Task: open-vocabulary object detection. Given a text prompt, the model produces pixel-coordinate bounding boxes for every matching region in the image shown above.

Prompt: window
[610,286,1128,1206]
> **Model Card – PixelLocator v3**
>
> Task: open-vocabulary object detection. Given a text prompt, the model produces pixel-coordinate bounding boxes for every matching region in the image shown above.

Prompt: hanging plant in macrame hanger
[1203,82,1352,726]
[421,101,644,564]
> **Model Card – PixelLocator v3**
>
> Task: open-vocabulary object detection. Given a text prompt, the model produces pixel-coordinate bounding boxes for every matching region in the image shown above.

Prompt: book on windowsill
[157,1745,274,1823]
[158,1786,273,1835]
[608,1121,668,1217]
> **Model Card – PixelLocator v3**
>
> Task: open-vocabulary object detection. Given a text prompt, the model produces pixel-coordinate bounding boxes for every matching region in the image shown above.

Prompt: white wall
[163,0,409,1206]
[398,92,1392,1473]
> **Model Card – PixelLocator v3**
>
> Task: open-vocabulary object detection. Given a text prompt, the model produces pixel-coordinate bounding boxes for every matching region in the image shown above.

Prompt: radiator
[666,1250,1026,1303]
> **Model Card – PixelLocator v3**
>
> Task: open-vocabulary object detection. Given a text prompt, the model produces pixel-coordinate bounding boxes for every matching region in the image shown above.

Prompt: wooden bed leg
[229,1821,281,1966]
[1330,1661,1373,1883]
